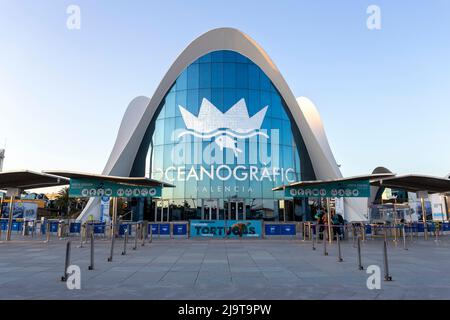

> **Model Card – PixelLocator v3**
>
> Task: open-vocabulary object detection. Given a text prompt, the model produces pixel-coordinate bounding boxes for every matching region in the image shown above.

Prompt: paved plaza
[0,235,449,300]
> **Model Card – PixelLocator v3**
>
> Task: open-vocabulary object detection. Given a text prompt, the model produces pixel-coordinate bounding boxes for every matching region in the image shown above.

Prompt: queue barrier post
[337,231,343,262]
[402,224,408,250]
[107,223,115,262]
[383,240,392,281]
[88,231,94,270]
[357,236,363,270]
[61,241,71,282]
[122,228,128,255]
[45,220,51,243]
[133,223,139,250]
[323,227,328,256]
[311,223,316,250]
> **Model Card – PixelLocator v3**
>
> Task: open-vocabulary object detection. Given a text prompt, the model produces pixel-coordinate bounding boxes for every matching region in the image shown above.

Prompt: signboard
[100,196,111,223]
[173,224,187,236]
[286,180,371,198]
[190,220,262,238]
[69,178,161,198]
[264,224,296,236]
[1,202,38,220]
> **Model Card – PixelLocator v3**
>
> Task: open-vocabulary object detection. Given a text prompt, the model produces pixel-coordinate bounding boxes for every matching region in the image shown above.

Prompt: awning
[370,174,450,194]
[0,170,69,190]
[272,173,395,191]
[44,170,174,188]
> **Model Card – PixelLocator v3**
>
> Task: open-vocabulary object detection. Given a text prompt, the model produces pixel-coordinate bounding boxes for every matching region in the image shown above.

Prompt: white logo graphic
[117,188,124,197]
[366,265,381,290]
[140,189,149,197]
[81,189,89,197]
[66,265,81,290]
[89,189,96,196]
[125,189,133,197]
[178,98,268,157]
[105,188,113,196]
[149,188,157,196]
[133,189,141,197]
[97,188,105,197]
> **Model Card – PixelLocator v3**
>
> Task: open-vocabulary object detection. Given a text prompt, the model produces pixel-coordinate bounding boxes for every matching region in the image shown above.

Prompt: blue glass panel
[165,92,176,118]
[187,63,199,90]
[211,51,224,62]
[187,89,200,116]
[198,53,212,63]
[176,70,188,91]
[235,63,248,89]
[176,90,187,111]
[199,63,211,88]
[260,71,272,91]
[153,120,165,146]
[248,64,260,90]
[211,89,223,111]
[223,51,236,63]
[211,63,223,88]
[223,63,236,88]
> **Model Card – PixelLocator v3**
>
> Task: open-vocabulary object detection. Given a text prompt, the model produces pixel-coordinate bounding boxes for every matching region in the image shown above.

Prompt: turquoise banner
[285,179,371,198]
[69,178,161,198]
[190,220,262,238]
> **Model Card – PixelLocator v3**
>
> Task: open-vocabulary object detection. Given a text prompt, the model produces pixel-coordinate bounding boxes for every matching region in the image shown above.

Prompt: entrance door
[202,199,219,220]
[225,199,245,220]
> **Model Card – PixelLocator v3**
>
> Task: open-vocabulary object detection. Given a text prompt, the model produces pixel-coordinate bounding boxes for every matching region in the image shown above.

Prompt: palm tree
[55,187,70,216]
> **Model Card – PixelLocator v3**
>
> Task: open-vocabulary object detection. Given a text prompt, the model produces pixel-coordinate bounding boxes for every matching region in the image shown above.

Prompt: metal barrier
[382,240,392,281]
[357,236,363,270]
[61,241,71,282]
[88,231,94,270]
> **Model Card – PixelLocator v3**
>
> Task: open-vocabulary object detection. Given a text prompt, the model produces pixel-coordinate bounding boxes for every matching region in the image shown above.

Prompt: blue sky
[0,0,449,180]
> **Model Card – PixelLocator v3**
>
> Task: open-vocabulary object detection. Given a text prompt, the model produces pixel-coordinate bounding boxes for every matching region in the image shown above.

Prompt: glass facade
[136,50,313,221]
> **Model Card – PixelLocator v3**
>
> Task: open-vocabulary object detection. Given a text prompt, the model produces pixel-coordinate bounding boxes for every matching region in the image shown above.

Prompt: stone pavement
[0,234,449,300]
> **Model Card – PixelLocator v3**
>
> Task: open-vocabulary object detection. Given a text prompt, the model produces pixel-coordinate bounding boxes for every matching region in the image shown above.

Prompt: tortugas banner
[190,220,262,238]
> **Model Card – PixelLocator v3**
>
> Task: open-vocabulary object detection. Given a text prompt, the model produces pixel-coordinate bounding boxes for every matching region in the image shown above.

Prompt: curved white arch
[79,27,342,220]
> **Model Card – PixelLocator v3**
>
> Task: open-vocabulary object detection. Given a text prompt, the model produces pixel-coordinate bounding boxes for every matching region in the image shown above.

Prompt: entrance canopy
[0,170,69,191]
[44,171,174,188]
[273,173,395,198]
[44,171,174,198]
[370,174,450,194]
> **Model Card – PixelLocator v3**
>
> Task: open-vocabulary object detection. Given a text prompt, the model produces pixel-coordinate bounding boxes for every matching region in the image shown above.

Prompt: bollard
[61,241,71,281]
[45,221,51,243]
[323,229,328,256]
[88,231,94,270]
[337,233,343,262]
[107,224,115,262]
[133,224,138,250]
[382,240,392,281]
[122,228,128,255]
[312,226,316,251]
[352,224,356,248]
[141,222,147,246]
[357,236,363,270]
[149,224,153,243]
[435,223,440,243]
[402,224,408,250]
[78,223,84,248]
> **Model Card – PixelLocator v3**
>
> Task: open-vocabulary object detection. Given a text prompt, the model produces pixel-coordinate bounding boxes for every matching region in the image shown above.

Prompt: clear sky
[1,0,449,186]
